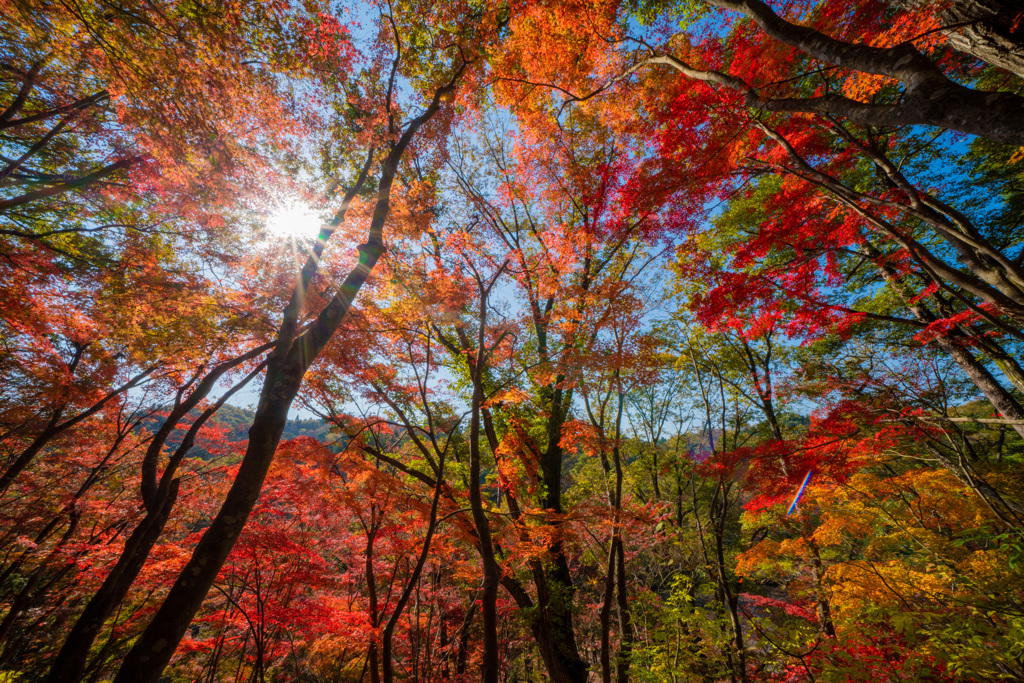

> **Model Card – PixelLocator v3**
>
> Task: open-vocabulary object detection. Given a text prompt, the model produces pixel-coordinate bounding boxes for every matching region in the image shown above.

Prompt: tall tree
[109,2,494,678]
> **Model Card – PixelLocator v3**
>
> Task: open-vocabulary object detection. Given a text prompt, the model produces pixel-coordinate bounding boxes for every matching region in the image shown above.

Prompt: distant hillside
[141,405,334,462]
[214,404,333,443]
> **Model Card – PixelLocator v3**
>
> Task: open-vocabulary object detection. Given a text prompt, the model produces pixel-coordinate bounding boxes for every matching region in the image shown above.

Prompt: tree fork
[110,68,464,683]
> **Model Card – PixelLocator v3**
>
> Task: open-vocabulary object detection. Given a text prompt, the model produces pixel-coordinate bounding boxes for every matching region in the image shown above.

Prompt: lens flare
[787,470,813,516]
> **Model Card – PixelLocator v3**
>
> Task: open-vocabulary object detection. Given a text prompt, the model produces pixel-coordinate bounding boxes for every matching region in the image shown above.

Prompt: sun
[265,199,323,240]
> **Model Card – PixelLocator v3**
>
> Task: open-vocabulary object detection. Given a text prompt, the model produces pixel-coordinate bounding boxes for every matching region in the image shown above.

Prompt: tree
[5,1,1024,680]
[109,2,497,678]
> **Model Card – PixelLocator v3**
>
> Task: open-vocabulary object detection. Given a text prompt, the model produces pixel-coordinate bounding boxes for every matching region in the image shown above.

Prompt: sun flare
[265,199,323,240]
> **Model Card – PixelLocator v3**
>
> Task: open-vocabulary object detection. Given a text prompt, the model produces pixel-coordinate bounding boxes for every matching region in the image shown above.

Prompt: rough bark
[601,0,1024,145]
[713,0,1024,144]
[896,0,1024,78]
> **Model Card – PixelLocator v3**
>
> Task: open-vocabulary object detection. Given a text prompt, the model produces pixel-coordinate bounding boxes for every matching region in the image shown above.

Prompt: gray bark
[620,0,1024,144]
[896,0,1024,78]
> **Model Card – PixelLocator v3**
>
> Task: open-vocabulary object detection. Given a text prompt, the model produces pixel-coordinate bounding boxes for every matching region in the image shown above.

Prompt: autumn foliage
[1,0,1024,681]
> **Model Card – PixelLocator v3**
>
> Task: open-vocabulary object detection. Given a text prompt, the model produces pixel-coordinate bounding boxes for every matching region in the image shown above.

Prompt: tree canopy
[1,0,1023,681]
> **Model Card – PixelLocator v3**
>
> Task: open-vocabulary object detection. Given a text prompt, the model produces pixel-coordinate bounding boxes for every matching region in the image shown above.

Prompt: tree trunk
[110,342,329,683]
[896,0,1024,78]
[599,540,615,683]
[532,384,589,683]
[862,242,1024,439]
[44,483,179,683]
[366,518,381,683]
[110,73,461,682]
[465,273,502,683]
[45,358,263,682]
[614,536,633,683]
[455,601,476,676]
[381,455,445,683]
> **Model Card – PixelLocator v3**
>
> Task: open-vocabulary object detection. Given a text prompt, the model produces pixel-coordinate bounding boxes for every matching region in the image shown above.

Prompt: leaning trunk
[110,76,460,681]
[44,483,178,682]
